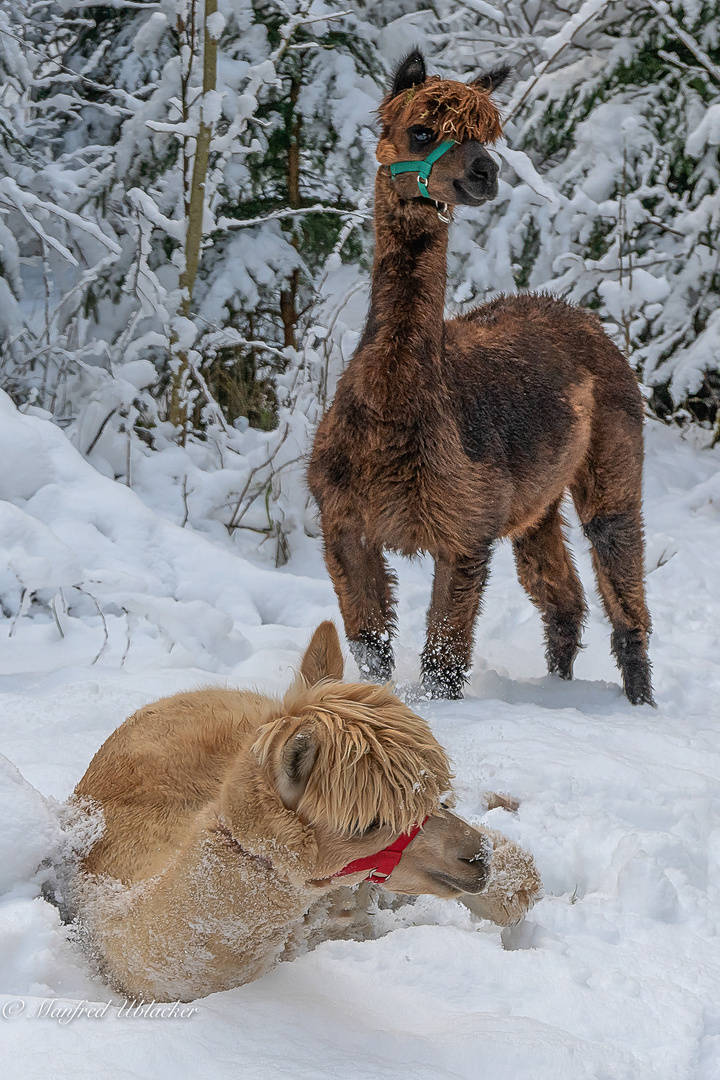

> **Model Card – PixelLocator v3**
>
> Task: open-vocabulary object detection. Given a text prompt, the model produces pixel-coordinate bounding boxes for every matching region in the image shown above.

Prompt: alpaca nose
[466,151,499,196]
[457,841,491,893]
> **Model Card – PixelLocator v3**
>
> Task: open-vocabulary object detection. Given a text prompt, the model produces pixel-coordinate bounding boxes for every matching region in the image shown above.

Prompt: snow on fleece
[0,389,719,1079]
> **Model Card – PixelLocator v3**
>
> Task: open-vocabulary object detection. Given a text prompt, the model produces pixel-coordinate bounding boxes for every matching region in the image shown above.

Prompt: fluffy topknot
[253,680,454,836]
[379,76,503,145]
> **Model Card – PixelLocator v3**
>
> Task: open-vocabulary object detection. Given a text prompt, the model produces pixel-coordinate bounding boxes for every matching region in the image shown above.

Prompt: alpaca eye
[362,817,381,835]
[410,127,433,146]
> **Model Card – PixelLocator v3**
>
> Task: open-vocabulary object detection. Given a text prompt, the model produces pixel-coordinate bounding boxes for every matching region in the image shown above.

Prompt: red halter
[332,818,428,884]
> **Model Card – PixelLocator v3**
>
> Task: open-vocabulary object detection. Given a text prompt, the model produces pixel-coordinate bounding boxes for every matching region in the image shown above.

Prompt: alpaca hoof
[547,641,577,680]
[545,618,582,680]
[420,667,466,700]
[349,632,394,683]
[624,670,656,707]
[611,629,654,706]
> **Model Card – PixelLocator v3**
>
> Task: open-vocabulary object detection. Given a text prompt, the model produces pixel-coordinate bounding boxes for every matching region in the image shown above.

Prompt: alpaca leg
[421,548,492,699]
[584,511,654,706]
[571,483,653,704]
[324,527,397,682]
[512,501,587,680]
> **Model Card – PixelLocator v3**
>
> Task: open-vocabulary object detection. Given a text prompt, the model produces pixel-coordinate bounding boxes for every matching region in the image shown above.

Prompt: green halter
[389,140,456,198]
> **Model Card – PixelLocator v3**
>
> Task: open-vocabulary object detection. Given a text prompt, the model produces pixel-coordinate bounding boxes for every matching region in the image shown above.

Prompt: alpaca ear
[299,622,344,684]
[276,731,317,811]
[472,64,512,94]
[391,49,426,97]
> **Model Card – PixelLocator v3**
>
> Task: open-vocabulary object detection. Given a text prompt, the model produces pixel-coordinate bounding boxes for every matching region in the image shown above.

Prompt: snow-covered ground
[0,387,719,1079]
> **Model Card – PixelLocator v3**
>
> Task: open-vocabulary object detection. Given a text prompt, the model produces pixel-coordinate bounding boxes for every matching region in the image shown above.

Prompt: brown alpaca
[69,622,541,1001]
[307,50,653,706]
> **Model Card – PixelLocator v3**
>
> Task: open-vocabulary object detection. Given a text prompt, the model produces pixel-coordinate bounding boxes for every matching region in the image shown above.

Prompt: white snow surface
[0,391,719,1078]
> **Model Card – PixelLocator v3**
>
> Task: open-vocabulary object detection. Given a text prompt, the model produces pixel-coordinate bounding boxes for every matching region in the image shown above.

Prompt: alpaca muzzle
[332,817,428,884]
[390,140,456,198]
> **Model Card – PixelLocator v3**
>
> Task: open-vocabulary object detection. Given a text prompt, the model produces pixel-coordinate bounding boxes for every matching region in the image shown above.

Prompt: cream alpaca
[70,623,540,1001]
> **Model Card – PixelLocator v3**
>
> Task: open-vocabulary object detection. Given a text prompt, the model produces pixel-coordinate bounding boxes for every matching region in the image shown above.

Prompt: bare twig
[75,585,110,665]
[217,204,369,231]
[51,594,65,639]
[196,320,290,360]
[85,408,117,456]
[226,427,291,532]
[227,454,304,532]
[178,359,229,435]
[71,0,161,7]
[120,609,133,667]
[181,474,192,527]
[125,426,132,487]
[9,588,31,638]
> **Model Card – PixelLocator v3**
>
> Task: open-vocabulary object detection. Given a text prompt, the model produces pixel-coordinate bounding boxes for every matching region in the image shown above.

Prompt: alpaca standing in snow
[69,623,541,1002]
[307,50,653,706]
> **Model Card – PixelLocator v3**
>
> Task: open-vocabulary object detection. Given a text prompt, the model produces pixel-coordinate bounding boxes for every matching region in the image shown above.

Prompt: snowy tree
[0,1,384,561]
[0,0,124,413]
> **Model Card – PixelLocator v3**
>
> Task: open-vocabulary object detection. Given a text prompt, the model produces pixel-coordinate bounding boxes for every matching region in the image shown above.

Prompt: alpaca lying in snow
[69,622,541,1001]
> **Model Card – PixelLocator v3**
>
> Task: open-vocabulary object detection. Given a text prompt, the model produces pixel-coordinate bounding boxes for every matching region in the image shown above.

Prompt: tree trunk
[280,75,301,351]
[168,0,218,436]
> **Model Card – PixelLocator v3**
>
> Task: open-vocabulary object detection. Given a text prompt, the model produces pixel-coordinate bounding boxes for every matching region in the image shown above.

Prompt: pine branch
[644,0,720,86]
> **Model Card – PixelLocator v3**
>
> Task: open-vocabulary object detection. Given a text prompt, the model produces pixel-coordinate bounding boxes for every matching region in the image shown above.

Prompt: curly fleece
[379,77,503,144]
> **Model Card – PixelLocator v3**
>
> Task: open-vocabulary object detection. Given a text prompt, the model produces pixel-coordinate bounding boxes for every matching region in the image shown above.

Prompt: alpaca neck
[355,168,449,416]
